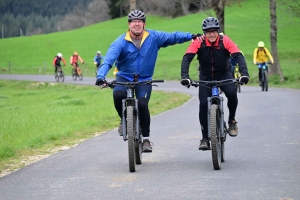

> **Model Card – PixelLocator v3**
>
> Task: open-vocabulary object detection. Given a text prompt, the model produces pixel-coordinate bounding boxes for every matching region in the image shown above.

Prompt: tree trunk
[210,0,225,33]
[270,0,284,81]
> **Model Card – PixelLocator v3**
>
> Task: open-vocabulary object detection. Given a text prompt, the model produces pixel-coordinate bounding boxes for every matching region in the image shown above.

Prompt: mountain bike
[104,78,164,172]
[71,64,83,81]
[256,62,271,92]
[233,65,241,93]
[55,66,64,82]
[191,78,241,170]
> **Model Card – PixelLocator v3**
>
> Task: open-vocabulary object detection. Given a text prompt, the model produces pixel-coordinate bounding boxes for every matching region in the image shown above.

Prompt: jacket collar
[125,30,149,46]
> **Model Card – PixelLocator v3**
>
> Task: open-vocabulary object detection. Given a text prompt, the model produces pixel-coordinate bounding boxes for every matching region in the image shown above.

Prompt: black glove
[238,76,249,85]
[181,78,191,88]
[95,78,107,86]
[192,34,202,40]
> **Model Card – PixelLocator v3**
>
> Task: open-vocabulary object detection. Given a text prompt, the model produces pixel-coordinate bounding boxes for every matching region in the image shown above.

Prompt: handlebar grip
[152,80,164,83]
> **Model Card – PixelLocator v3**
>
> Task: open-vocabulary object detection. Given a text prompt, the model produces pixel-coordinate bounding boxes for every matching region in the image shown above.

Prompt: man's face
[128,20,145,35]
[204,29,219,43]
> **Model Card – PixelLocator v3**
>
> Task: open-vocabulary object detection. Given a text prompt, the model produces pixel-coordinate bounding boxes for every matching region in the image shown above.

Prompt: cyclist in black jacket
[181,17,250,150]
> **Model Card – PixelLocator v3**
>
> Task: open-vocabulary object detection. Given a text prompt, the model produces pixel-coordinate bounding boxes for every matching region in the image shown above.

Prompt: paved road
[1,74,300,200]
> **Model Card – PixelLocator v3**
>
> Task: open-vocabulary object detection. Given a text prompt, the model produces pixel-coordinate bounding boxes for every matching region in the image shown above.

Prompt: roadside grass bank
[0,79,190,176]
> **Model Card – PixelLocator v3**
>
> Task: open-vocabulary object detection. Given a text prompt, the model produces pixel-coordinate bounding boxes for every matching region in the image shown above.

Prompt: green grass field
[0,0,299,88]
[0,80,189,173]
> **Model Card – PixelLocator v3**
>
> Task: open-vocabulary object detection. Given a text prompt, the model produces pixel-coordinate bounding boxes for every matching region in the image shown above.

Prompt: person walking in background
[253,41,274,85]
[95,10,200,153]
[53,53,66,74]
[70,52,84,75]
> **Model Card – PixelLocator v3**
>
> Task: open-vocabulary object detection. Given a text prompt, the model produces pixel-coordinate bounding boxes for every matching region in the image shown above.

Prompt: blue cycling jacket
[97,29,192,81]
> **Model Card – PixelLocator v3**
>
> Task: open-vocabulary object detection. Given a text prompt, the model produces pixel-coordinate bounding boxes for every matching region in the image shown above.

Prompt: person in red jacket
[181,17,250,150]
[70,52,84,75]
[53,53,66,74]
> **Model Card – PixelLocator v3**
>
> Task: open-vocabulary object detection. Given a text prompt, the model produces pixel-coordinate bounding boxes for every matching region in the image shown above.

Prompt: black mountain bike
[257,62,271,92]
[55,66,64,82]
[191,79,241,170]
[105,78,164,172]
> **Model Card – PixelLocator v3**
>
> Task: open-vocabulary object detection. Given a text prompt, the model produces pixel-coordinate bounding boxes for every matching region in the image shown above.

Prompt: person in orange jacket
[70,52,84,75]
[53,53,66,74]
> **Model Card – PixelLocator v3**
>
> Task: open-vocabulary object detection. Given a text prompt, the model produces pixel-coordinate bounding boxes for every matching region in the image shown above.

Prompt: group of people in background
[52,51,103,76]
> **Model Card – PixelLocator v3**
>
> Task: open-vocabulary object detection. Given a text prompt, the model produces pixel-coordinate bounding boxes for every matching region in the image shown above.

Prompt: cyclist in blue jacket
[93,51,103,70]
[95,10,199,153]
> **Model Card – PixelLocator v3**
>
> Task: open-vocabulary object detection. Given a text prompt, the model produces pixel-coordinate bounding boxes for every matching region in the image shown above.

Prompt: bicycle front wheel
[127,106,136,172]
[210,104,222,170]
[79,74,83,81]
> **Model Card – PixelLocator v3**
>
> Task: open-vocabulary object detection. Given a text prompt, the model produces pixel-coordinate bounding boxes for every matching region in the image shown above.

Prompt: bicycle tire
[237,83,241,93]
[210,104,222,170]
[79,74,83,81]
[60,75,65,82]
[72,70,77,81]
[261,72,265,91]
[264,70,268,91]
[127,106,136,172]
[135,127,142,165]
[221,140,225,162]
[55,75,59,82]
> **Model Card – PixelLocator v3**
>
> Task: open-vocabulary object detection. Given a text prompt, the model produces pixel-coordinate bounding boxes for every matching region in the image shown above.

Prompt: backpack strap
[256,47,267,58]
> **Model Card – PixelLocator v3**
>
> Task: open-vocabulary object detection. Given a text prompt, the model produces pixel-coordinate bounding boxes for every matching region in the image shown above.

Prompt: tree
[269,0,284,81]
[209,0,225,33]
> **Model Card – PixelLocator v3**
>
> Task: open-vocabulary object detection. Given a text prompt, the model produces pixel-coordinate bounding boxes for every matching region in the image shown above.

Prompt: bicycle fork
[121,89,141,141]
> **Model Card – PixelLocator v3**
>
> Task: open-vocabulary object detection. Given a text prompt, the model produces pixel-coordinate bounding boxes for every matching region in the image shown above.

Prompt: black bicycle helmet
[202,17,220,31]
[128,10,146,22]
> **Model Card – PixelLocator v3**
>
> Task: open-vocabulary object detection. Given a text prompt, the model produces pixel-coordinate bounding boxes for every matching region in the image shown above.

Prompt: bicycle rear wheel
[79,74,83,81]
[135,128,142,165]
[210,104,222,170]
[263,71,268,91]
[261,73,265,91]
[127,106,136,172]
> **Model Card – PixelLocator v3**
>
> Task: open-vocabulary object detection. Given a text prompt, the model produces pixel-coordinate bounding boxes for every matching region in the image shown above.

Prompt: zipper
[211,49,214,78]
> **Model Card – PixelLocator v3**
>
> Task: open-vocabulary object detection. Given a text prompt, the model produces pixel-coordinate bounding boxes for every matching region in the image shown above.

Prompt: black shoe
[228,120,238,137]
[142,139,152,153]
[198,139,210,150]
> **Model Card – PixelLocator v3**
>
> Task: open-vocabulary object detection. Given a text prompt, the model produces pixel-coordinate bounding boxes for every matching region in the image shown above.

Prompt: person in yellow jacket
[253,41,274,85]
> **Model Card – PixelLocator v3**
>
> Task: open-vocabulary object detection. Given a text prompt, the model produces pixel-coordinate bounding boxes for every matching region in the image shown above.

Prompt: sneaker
[228,120,238,137]
[118,121,123,136]
[198,139,210,150]
[142,139,152,153]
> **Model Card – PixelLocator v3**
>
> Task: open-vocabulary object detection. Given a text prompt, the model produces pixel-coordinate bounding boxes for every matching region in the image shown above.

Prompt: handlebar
[256,61,273,65]
[190,78,240,88]
[104,79,164,89]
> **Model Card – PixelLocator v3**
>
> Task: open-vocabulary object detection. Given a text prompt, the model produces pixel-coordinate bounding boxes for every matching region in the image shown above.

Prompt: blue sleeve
[152,30,192,48]
[93,56,97,62]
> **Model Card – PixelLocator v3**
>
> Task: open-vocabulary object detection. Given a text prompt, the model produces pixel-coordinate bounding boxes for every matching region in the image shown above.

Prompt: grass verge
[0,80,190,176]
